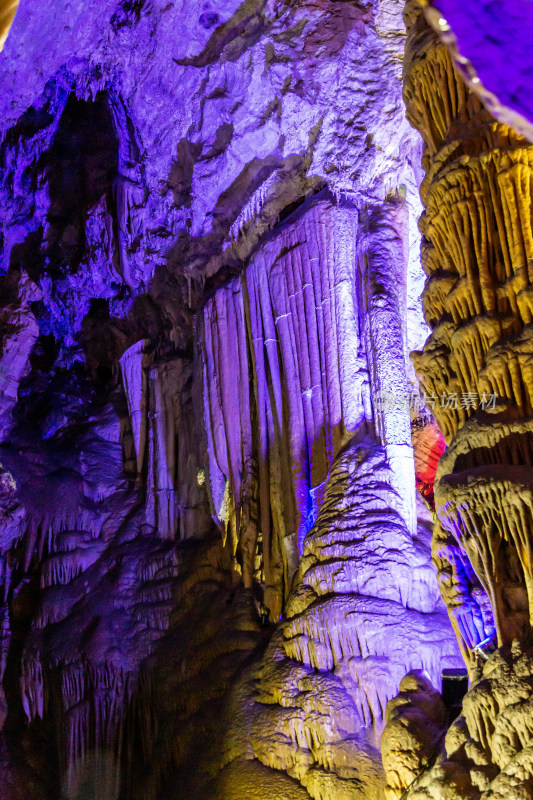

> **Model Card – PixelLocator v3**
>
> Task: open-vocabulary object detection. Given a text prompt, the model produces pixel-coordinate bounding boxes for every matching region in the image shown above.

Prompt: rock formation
[395,642,533,800]
[382,670,447,799]
[382,2,533,798]
[422,0,533,143]
[3,0,525,797]
[0,0,17,51]
[202,194,418,619]
[405,0,533,656]
[245,438,459,799]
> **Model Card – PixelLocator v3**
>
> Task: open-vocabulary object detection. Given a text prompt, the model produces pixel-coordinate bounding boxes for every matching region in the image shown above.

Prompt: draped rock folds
[202,193,419,620]
[200,189,461,797]
[405,0,533,654]
[385,2,533,798]
[248,439,460,799]
[0,0,460,796]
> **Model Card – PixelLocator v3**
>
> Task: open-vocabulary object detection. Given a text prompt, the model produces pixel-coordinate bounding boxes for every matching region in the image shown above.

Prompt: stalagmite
[395,643,533,800]
[382,670,447,800]
[248,439,461,798]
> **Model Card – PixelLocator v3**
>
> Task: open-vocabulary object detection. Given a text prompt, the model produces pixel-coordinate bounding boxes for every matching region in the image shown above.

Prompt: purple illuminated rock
[246,439,461,798]
[0,0,454,797]
[203,194,421,619]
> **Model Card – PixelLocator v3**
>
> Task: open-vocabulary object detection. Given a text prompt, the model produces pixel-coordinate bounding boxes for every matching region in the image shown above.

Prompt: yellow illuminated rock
[386,4,533,798]
[0,0,17,50]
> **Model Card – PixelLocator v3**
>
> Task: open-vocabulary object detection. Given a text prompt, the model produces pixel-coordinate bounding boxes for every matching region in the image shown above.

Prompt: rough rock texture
[385,3,533,798]
[199,180,464,798]
[401,643,533,800]
[202,194,419,620]
[423,0,533,144]
[382,670,447,799]
[0,0,464,797]
[404,0,533,660]
[245,440,460,799]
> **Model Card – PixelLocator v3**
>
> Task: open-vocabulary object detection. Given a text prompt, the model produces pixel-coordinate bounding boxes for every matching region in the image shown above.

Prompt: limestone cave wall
[0,1,529,799]
[381,3,533,799]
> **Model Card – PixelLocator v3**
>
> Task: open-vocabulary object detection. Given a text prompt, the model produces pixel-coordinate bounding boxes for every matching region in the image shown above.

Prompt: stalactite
[0,298,39,443]
[202,193,421,618]
[202,197,367,618]
[119,339,152,474]
[406,0,533,646]
[145,360,181,540]
[120,348,210,541]
[0,0,448,796]
[359,200,417,535]
[396,2,533,796]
